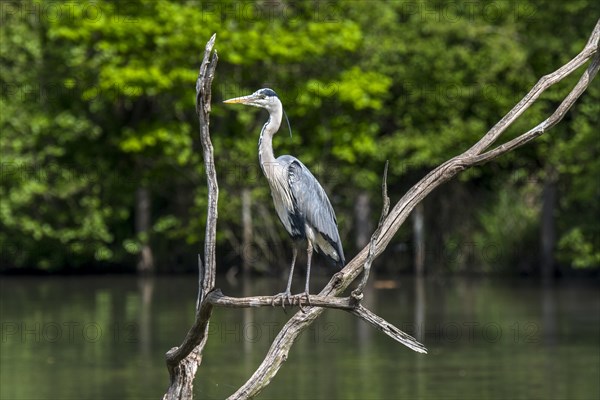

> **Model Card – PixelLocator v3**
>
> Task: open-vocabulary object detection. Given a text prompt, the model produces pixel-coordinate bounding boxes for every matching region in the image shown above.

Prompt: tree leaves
[1,0,597,271]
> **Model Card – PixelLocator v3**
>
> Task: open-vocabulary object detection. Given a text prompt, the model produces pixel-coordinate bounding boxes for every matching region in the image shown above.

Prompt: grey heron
[224,88,345,307]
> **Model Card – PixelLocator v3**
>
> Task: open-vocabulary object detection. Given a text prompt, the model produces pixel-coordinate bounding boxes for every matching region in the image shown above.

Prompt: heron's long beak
[223,94,254,104]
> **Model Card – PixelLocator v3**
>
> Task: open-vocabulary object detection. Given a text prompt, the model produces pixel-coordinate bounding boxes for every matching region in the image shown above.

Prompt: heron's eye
[259,94,266,99]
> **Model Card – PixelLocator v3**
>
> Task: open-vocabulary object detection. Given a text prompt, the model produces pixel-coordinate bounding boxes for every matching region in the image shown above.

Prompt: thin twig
[196,254,204,311]
[350,305,427,353]
[352,161,390,299]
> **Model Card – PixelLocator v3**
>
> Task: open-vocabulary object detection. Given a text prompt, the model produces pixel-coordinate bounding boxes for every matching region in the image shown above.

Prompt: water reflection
[414,276,426,342]
[541,283,558,346]
[138,277,154,367]
[0,275,598,399]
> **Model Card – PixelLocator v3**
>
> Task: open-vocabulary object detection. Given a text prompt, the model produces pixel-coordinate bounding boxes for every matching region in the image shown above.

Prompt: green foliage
[1,0,597,272]
[472,182,541,272]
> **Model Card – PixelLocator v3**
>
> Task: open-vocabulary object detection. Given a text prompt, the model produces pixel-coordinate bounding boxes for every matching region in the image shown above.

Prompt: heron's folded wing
[285,157,345,265]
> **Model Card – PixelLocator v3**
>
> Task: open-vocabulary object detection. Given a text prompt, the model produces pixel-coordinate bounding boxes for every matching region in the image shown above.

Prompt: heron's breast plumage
[263,159,304,239]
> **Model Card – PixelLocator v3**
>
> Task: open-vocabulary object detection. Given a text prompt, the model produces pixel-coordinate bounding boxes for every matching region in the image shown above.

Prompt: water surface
[1,275,598,399]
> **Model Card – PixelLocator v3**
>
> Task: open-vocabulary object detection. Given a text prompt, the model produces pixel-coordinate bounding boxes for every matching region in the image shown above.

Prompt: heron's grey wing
[283,156,345,266]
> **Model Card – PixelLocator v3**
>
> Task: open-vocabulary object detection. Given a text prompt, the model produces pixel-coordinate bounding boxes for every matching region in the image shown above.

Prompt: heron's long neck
[258,108,282,174]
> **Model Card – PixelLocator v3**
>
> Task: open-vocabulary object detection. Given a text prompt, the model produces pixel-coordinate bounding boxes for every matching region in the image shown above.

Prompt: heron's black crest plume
[260,88,292,138]
[259,88,278,97]
[283,109,293,138]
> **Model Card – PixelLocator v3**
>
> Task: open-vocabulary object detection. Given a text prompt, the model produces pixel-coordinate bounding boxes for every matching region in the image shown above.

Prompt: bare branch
[229,19,600,399]
[378,19,600,261]
[207,289,356,310]
[471,52,600,166]
[163,33,219,400]
[466,19,600,156]
[352,161,390,299]
[379,161,391,225]
[207,289,426,353]
[350,305,427,353]
[197,33,219,291]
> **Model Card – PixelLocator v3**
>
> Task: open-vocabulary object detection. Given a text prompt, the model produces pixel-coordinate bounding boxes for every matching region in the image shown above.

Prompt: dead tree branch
[206,290,427,353]
[164,19,600,400]
[353,160,390,299]
[207,289,356,310]
[228,19,600,399]
[163,33,218,400]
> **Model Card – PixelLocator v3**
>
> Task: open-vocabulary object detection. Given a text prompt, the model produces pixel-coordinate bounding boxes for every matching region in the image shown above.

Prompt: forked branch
[206,290,427,353]
[164,19,600,400]
[353,160,390,299]
[229,19,600,399]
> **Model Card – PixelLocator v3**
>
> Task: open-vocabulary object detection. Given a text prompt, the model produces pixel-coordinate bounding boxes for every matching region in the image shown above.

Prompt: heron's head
[223,88,281,113]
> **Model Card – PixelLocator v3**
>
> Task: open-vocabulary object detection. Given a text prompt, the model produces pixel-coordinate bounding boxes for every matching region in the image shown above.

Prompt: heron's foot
[294,292,311,313]
[271,291,293,309]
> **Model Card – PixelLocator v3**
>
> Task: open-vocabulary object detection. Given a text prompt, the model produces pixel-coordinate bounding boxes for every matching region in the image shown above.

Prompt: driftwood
[164,19,600,400]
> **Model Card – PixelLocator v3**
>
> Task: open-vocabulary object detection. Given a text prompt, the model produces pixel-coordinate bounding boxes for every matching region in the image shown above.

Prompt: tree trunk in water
[354,191,372,250]
[241,188,253,273]
[413,203,425,276]
[136,186,154,274]
[540,169,557,281]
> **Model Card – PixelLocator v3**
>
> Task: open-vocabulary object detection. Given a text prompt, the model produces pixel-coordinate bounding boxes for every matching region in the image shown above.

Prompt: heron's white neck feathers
[258,102,283,170]
[257,102,295,223]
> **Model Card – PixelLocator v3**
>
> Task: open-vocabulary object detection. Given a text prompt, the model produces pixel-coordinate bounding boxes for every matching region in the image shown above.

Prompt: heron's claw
[294,292,311,313]
[271,291,292,309]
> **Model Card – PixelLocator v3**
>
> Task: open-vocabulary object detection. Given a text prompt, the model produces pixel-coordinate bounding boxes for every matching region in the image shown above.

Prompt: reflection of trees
[541,283,557,346]
[356,268,375,349]
[414,276,425,343]
[138,276,155,360]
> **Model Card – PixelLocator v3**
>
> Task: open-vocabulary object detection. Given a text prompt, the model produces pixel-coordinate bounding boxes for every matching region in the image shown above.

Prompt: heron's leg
[305,244,312,296]
[296,242,312,312]
[285,246,298,294]
[272,246,297,308]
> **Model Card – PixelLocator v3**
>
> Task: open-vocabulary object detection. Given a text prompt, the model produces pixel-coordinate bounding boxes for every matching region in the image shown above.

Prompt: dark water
[1,275,598,399]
